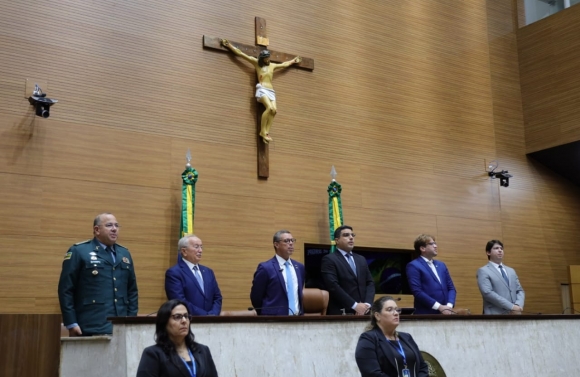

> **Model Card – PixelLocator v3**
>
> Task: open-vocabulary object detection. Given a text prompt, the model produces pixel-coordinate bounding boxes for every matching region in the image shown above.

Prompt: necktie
[193,265,204,293]
[106,246,116,263]
[346,253,357,276]
[285,261,296,315]
[498,265,509,286]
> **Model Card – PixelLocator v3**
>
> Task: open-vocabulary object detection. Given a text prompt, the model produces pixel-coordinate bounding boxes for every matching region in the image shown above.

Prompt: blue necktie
[346,253,357,276]
[193,265,204,293]
[285,261,296,315]
[498,265,509,286]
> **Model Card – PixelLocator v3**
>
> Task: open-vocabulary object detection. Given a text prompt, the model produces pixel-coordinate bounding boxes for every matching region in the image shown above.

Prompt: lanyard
[388,339,407,368]
[180,348,197,377]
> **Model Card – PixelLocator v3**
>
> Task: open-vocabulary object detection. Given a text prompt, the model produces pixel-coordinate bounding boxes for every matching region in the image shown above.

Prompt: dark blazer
[136,343,218,377]
[406,257,456,315]
[58,238,138,335]
[355,328,429,377]
[320,250,375,315]
[250,256,305,315]
[165,259,222,316]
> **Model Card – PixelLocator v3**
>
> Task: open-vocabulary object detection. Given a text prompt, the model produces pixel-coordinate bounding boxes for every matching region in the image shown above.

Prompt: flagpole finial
[330,165,337,182]
[186,149,192,168]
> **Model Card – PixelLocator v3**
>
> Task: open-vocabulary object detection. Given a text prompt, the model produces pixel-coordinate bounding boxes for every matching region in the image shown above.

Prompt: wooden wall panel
[0,314,60,377]
[518,5,580,152]
[1,0,580,318]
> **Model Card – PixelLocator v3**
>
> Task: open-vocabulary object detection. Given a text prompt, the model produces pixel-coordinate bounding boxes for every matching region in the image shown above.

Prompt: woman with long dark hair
[355,296,428,377]
[136,299,218,377]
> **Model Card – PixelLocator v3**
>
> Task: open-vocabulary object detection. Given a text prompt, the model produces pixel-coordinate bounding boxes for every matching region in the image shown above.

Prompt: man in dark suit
[58,213,139,336]
[406,234,457,314]
[477,240,525,314]
[320,225,375,315]
[250,230,305,315]
[165,234,222,316]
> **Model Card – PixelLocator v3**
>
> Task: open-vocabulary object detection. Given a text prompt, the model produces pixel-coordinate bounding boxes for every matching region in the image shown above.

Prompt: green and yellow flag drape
[327,180,343,253]
[180,165,198,238]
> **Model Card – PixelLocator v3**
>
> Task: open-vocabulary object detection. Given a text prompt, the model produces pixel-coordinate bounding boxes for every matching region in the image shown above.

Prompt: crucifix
[203,17,314,178]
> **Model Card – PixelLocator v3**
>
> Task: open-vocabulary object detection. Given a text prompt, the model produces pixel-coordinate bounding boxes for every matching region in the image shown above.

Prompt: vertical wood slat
[0,0,580,316]
[0,314,61,377]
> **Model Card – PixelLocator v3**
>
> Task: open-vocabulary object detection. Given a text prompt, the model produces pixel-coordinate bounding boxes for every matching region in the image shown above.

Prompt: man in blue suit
[165,234,222,316]
[250,230,305,315]
[406,234,457,315]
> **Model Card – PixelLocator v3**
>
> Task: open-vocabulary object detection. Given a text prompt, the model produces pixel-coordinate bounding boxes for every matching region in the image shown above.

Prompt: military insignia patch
[122,257,130,264]
[64,251,72,260]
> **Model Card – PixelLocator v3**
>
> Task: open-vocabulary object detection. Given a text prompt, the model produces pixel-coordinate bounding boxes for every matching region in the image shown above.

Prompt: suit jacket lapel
[273,257,288,298]
[94,240,114,266]
[336,250,357,278]
[292,261,303,288]
[488,262,509,288]
[373,328,400,371]
[169,351,193,377]
[419,258,441,285]
[179,259,205,296]
[192,346,205,376]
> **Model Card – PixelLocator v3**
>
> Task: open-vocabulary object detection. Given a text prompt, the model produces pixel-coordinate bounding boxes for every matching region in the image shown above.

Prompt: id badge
[402,368,411,377]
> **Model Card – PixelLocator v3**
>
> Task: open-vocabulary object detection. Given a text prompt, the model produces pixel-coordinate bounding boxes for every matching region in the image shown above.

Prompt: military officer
[58,213,138,336]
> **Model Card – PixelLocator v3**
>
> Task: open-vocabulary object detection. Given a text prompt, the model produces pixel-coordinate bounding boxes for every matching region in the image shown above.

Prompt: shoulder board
[115,243,128,250]
[74,239,92,246]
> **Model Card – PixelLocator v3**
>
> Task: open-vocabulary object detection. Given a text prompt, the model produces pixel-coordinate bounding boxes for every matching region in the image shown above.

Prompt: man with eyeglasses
[250,230,305,315]
[58,213,139,336]
[406,234,456,315]
[320,225,375,315]
[165,234,223,316]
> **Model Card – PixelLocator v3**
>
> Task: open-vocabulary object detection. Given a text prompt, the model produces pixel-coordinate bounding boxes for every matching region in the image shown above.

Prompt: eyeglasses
[171,313,192,321]
[385,307,402,314]
[277,238,296,244]
[103,223,121,229]
[341,233,356,238]
[426,242,437,246]
[191,244,203,250]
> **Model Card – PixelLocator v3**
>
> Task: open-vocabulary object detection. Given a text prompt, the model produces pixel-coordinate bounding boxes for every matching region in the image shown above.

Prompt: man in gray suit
[476,240,525,314]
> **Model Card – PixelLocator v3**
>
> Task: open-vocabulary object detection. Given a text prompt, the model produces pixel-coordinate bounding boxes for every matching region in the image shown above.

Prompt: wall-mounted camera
[487,161,513,187]
[28,84,58,118]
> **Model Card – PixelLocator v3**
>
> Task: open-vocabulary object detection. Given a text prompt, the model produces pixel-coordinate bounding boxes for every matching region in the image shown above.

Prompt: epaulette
[116,243,128,250]
[74,239,92,246]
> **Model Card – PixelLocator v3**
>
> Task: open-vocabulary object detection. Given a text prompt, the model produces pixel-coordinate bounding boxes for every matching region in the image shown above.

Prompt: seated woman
[355,296,428,377]
[137,299,219,377]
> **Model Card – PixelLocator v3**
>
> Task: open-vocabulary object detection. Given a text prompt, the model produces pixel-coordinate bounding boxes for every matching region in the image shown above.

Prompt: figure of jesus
[221,39,302,144]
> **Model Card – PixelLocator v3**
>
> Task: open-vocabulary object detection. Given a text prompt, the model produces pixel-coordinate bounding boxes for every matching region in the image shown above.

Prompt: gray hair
[273,230,291,243]
[178,234,199,252]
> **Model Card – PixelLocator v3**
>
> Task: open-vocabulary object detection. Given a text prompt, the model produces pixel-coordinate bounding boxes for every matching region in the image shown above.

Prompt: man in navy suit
[165,234,222,316]
[321,225,375,315]
[406,234,457,315]
[250,230,305,315]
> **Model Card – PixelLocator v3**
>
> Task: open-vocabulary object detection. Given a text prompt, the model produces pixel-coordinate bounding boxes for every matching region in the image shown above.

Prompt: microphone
[146,311,158,316]
[248,306,296,315]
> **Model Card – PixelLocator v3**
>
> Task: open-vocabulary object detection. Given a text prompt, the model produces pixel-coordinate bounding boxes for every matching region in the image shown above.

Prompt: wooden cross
[203,17,314,179]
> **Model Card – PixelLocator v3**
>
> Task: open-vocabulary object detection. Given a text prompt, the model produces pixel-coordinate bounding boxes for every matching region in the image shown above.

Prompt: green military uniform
[58,238,138,335]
